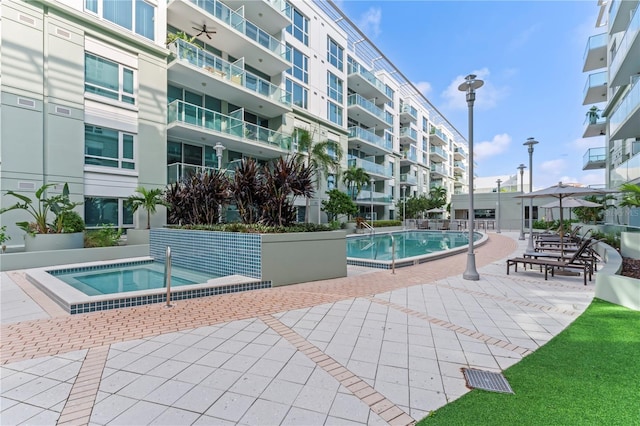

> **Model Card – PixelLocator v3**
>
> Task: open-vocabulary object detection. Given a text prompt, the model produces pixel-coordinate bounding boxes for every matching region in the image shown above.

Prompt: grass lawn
[418,298,640,425]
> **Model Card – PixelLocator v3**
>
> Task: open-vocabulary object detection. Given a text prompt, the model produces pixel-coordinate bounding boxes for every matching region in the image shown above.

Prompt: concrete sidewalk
[0,232,595,425]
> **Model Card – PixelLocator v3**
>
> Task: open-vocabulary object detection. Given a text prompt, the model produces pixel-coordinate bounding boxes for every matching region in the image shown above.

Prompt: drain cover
[462,368,514,394]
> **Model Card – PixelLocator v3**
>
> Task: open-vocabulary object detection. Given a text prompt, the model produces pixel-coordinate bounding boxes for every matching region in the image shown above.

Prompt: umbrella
[427,208,446,213]
[515,182,613,254]
[540,197,603,221]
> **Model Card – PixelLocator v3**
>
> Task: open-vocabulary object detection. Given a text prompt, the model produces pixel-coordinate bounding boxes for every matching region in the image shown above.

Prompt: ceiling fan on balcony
[192,24,216,39]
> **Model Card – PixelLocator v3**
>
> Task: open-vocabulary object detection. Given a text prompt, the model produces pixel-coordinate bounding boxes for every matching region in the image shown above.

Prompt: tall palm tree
[294,128,344,222]
[342,167,370,200]
[429,185,447,207]
[126,186,168,229]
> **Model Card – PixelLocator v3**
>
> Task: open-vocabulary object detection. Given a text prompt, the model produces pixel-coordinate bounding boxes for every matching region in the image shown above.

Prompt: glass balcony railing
[454,161,466,171]
[167,100,292,150]
[347,94,391,125]
[610,77,640,137]
[402,148,418,163]
[185,0,290,60]
[400,173,417,185]
[400,103,418,119]
[583,33,607,62]
[430,146,448,159]
[348,157,392,177]
[348,127,392,151]
[399,127,418,141]
[430,126,449,143]
[454,147,467,158]
[430,163,448,175]
[170,39,291,106]
[610,5,639,82]
[267,0,288,15]
[583,147,607,168]
[347,61,386,95]
[356,190,392,204]
[167,162,234,184]
[583,71,607,98]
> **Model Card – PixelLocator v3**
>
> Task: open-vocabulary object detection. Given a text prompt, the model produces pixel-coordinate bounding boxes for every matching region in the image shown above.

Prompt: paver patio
[0,232,595,425]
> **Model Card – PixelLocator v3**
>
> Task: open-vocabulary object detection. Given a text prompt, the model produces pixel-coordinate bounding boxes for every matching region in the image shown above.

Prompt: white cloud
[540,159,567,174]
[474,133,511,161]
[357,7,382,38]
[413,81,432,96]
[440,68,508,111]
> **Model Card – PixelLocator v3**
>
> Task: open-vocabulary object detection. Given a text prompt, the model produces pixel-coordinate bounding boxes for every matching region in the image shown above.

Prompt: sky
[335,0,607,190]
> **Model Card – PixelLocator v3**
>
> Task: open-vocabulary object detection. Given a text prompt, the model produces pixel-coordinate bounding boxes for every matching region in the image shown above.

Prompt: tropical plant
[0,183,82,235]
[396,195,430,220]
[619,183,640,208]
[573,195,615,224]
[294,128,343,222]
[165,170,229,225]
[228,158,264,224]
[0,225,10,253]
[125,187,169,229]
[56,210,86,233]
[586,106,600,125]
[321,189,358,222]
[84,224,123,248]
[429,186,448,208]
[166,30,196,45]
[342,167,370,200]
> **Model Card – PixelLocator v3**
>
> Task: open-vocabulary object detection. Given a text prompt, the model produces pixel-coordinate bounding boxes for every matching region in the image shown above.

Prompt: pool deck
[0,232,596,425]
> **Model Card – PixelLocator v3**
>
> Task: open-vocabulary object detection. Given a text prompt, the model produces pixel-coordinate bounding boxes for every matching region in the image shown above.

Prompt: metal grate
[463,368,514,394]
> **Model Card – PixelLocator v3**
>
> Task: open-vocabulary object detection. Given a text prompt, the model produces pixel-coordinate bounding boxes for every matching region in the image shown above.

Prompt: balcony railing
[400,173,417,185]
[399,126,418,141]
[167,162,234,184]
[347,93,391,125]
[610,5,639,84]
[430,146,448,159]
[583,33,607,62]
[610,76,640,138]
[400,103,418,120]
[348,127,392,151]
[583,71,607,99]
[356,190,392,204]
[583,147,607,169]
[348,157,392,178]
[430,163,448,175]
[170,39,291,106]
[402,149,418,163]
[430,126,449,144]
[167,100,291,150]
[347,61,387,95]
[454,161,466,171]
[185,0,290,60]
[454,147,467,159]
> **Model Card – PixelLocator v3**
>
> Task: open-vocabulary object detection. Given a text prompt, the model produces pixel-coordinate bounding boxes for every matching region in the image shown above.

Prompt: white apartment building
[0,0,468,242]
[582,0,639,225]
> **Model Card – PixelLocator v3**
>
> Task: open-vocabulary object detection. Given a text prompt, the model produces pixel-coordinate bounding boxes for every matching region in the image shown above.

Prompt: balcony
[430,180,443,189]
[609,0,638,34]
[400,146,418,165]
[355,190,393,205]
[400,173,418,186]
[347,62,391,103]
[430,162,448,177]
[583,147,607,170]
[609,5,639,88]
[167,162,235,184]
[348,156,393,180]
[219,0,290,34]
[399,103,418,124]
[610,77,640,141]
[347,94,391,130]
[399,126,418,144]
[168,40,291,118]
[583,33,608,72]
[454,161,466,172]
[430,146,448,162]
[429,126,448,146]
[582,114,607,138]
[167,100,291,159]
[454,147,467,160]
[167,0,290,75]
[583,71,608,105]
[348,126,392,156]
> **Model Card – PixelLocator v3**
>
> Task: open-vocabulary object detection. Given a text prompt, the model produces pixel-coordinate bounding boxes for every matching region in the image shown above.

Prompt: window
[328,102,343,126]
[85,124,135,169]
[286,5,309,45]
[286,79,307,109]
[85,53,136,104]
[286,46,308,83]
[327,174,336,190]
[85,0,155,41]
[85,197,133,228]
[327,38,343,71]
[327,72,343,103]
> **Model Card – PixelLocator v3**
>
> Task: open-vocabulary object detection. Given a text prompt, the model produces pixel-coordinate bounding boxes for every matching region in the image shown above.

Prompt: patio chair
[525,238,600,273]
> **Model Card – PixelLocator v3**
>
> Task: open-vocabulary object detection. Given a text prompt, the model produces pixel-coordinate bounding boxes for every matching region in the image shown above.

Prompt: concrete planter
[126,229,150,245]
[24,232,84,252]
[150,228,347,287]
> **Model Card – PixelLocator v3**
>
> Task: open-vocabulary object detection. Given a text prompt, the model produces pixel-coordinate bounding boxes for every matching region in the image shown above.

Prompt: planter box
[127,229,150,245]
[150,228,347,287]
[24,232,84,252]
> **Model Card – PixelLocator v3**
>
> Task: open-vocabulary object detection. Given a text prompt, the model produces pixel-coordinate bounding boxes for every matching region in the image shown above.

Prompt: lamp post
[523,137,538,252]
[214,142,225,223]
[496,178,501,234]
[402,185,407,230]
[370,177,375,223]
[517,163,526,240]
[458,74,483,281]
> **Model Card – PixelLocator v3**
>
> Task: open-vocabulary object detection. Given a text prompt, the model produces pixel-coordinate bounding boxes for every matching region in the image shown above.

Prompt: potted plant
[0,225,10,253]
[586,106,600,125]
[125,186,168,245]
[0,183,85,251]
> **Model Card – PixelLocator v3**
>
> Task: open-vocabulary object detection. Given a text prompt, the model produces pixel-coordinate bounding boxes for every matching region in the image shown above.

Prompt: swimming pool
[347,230,486,269]
[26,257,270,314]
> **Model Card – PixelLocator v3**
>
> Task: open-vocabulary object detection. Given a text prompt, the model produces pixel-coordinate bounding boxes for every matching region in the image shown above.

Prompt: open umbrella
[515,182,613,254]
[427,207,446,213]
[540,197,603,221]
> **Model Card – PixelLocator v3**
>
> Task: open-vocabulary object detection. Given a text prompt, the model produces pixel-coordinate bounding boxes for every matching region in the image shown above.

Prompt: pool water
[347,231,478,260]
[51,261,217,296]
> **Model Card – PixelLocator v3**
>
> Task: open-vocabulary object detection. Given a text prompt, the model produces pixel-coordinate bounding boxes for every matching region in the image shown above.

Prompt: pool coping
[346,230,489,269]
[25,257,270,314]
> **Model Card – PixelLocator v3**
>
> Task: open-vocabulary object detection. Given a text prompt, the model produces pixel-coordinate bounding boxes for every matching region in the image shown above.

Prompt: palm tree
[342,167,370,200]
[294,128,344,222]
[619,183,640,208]
[429,186,447,207]
[126,186,168,229]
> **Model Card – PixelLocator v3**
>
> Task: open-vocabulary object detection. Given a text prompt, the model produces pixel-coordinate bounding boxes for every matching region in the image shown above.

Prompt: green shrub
[84,224,123,248]
[170,222,333,234]
[590,230,620,250]
[56,210,85,233]
[372,220,402,228]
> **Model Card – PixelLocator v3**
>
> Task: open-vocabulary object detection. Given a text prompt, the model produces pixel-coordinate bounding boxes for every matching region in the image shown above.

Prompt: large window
[327,72,343,103]
[327,102,343,126]
[286,5,309,45]
[85,53,136,104]
[327,38,343,71]
[85,125,135,170]
[85,197,133,228]
[85,0,155,41]
[286,46,308,83]
[286,79,308,109]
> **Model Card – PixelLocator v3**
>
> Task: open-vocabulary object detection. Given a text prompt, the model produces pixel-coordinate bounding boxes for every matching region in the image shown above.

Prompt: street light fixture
[523,137,539,252]
[458,74,483,281]
[214,142,225,223]
[496,178,501,234]
[517,163,526,240]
